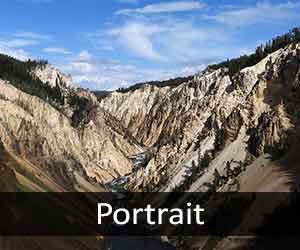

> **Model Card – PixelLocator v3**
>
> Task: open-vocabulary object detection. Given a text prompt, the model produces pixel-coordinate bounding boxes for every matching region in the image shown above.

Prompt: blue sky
[0,0,300,90]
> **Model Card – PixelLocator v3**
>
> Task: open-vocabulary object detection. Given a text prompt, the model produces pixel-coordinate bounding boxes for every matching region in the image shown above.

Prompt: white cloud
[104,17,230,63]
[154,20,229,63]
[82,2,271,89]
[60,52,202,90]
[69,62,97,74]
[180,64,205,75]
[0,35,39,60]
[0,39,38,48]
[209,1,300,26]
[51,1,300,90]
[110,22,165,61]
[78,50,92,61]
[116,1,206,15]
[0,31,52,61]
[97,45,114,51]
[61,59,137,90]
[80,13,255,89]
[14,32,51,40]
[43,47,72,55]
[0,38,37,60]
[0,46,30,60]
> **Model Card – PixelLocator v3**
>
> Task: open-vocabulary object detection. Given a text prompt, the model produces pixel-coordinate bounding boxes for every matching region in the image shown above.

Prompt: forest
[116,75,194,93]
[0,54,64,105]
[207,27,300,76]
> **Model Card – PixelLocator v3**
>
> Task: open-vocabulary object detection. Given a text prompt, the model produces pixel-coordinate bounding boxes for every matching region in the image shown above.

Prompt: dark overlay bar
[0,192,299,236]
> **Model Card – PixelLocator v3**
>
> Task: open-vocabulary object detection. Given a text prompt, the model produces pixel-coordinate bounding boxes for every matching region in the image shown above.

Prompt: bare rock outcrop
[1,42,300,193]
[100,43,300,192]
[0,77,142,190]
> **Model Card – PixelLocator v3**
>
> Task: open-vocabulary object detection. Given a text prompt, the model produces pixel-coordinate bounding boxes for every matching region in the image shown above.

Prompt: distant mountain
[116,75,194,93]
[92,76,194,101]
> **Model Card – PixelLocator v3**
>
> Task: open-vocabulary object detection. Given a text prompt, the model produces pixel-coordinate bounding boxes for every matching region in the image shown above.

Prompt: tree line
[116,76,194,93]
[111,27,300,93]
[207,27,300,76]
[0,54,64,105]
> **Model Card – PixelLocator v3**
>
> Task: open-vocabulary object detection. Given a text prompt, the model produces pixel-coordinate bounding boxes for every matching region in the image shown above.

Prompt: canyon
[1,40,300,249]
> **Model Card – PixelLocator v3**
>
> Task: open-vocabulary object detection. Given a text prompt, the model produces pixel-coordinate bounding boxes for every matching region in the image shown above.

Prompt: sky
[0,0,300,90]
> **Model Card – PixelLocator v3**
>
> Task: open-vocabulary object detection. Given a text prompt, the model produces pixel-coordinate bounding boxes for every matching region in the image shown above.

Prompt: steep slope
[99,84,171,142]
[100,43,300,192]
[2,42,299,193]
[0,140,106,249]
[33,64,73,89]
[0,64,143,190]
[0,137,68,192]
[98,42,300,250]
[187,43,300,193]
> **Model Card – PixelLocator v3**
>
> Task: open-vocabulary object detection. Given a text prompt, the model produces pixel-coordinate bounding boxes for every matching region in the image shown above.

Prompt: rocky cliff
[98,43,300,249]
[1,43,300,194]
[100,43,300,193]
[0,65,142,191]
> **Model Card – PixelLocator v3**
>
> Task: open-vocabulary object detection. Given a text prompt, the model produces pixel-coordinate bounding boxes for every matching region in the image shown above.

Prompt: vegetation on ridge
[92,76,194,99]
[95,27,300,95]
[116,75,194,93]
[0,54,64,105]
[207,27,300,76]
